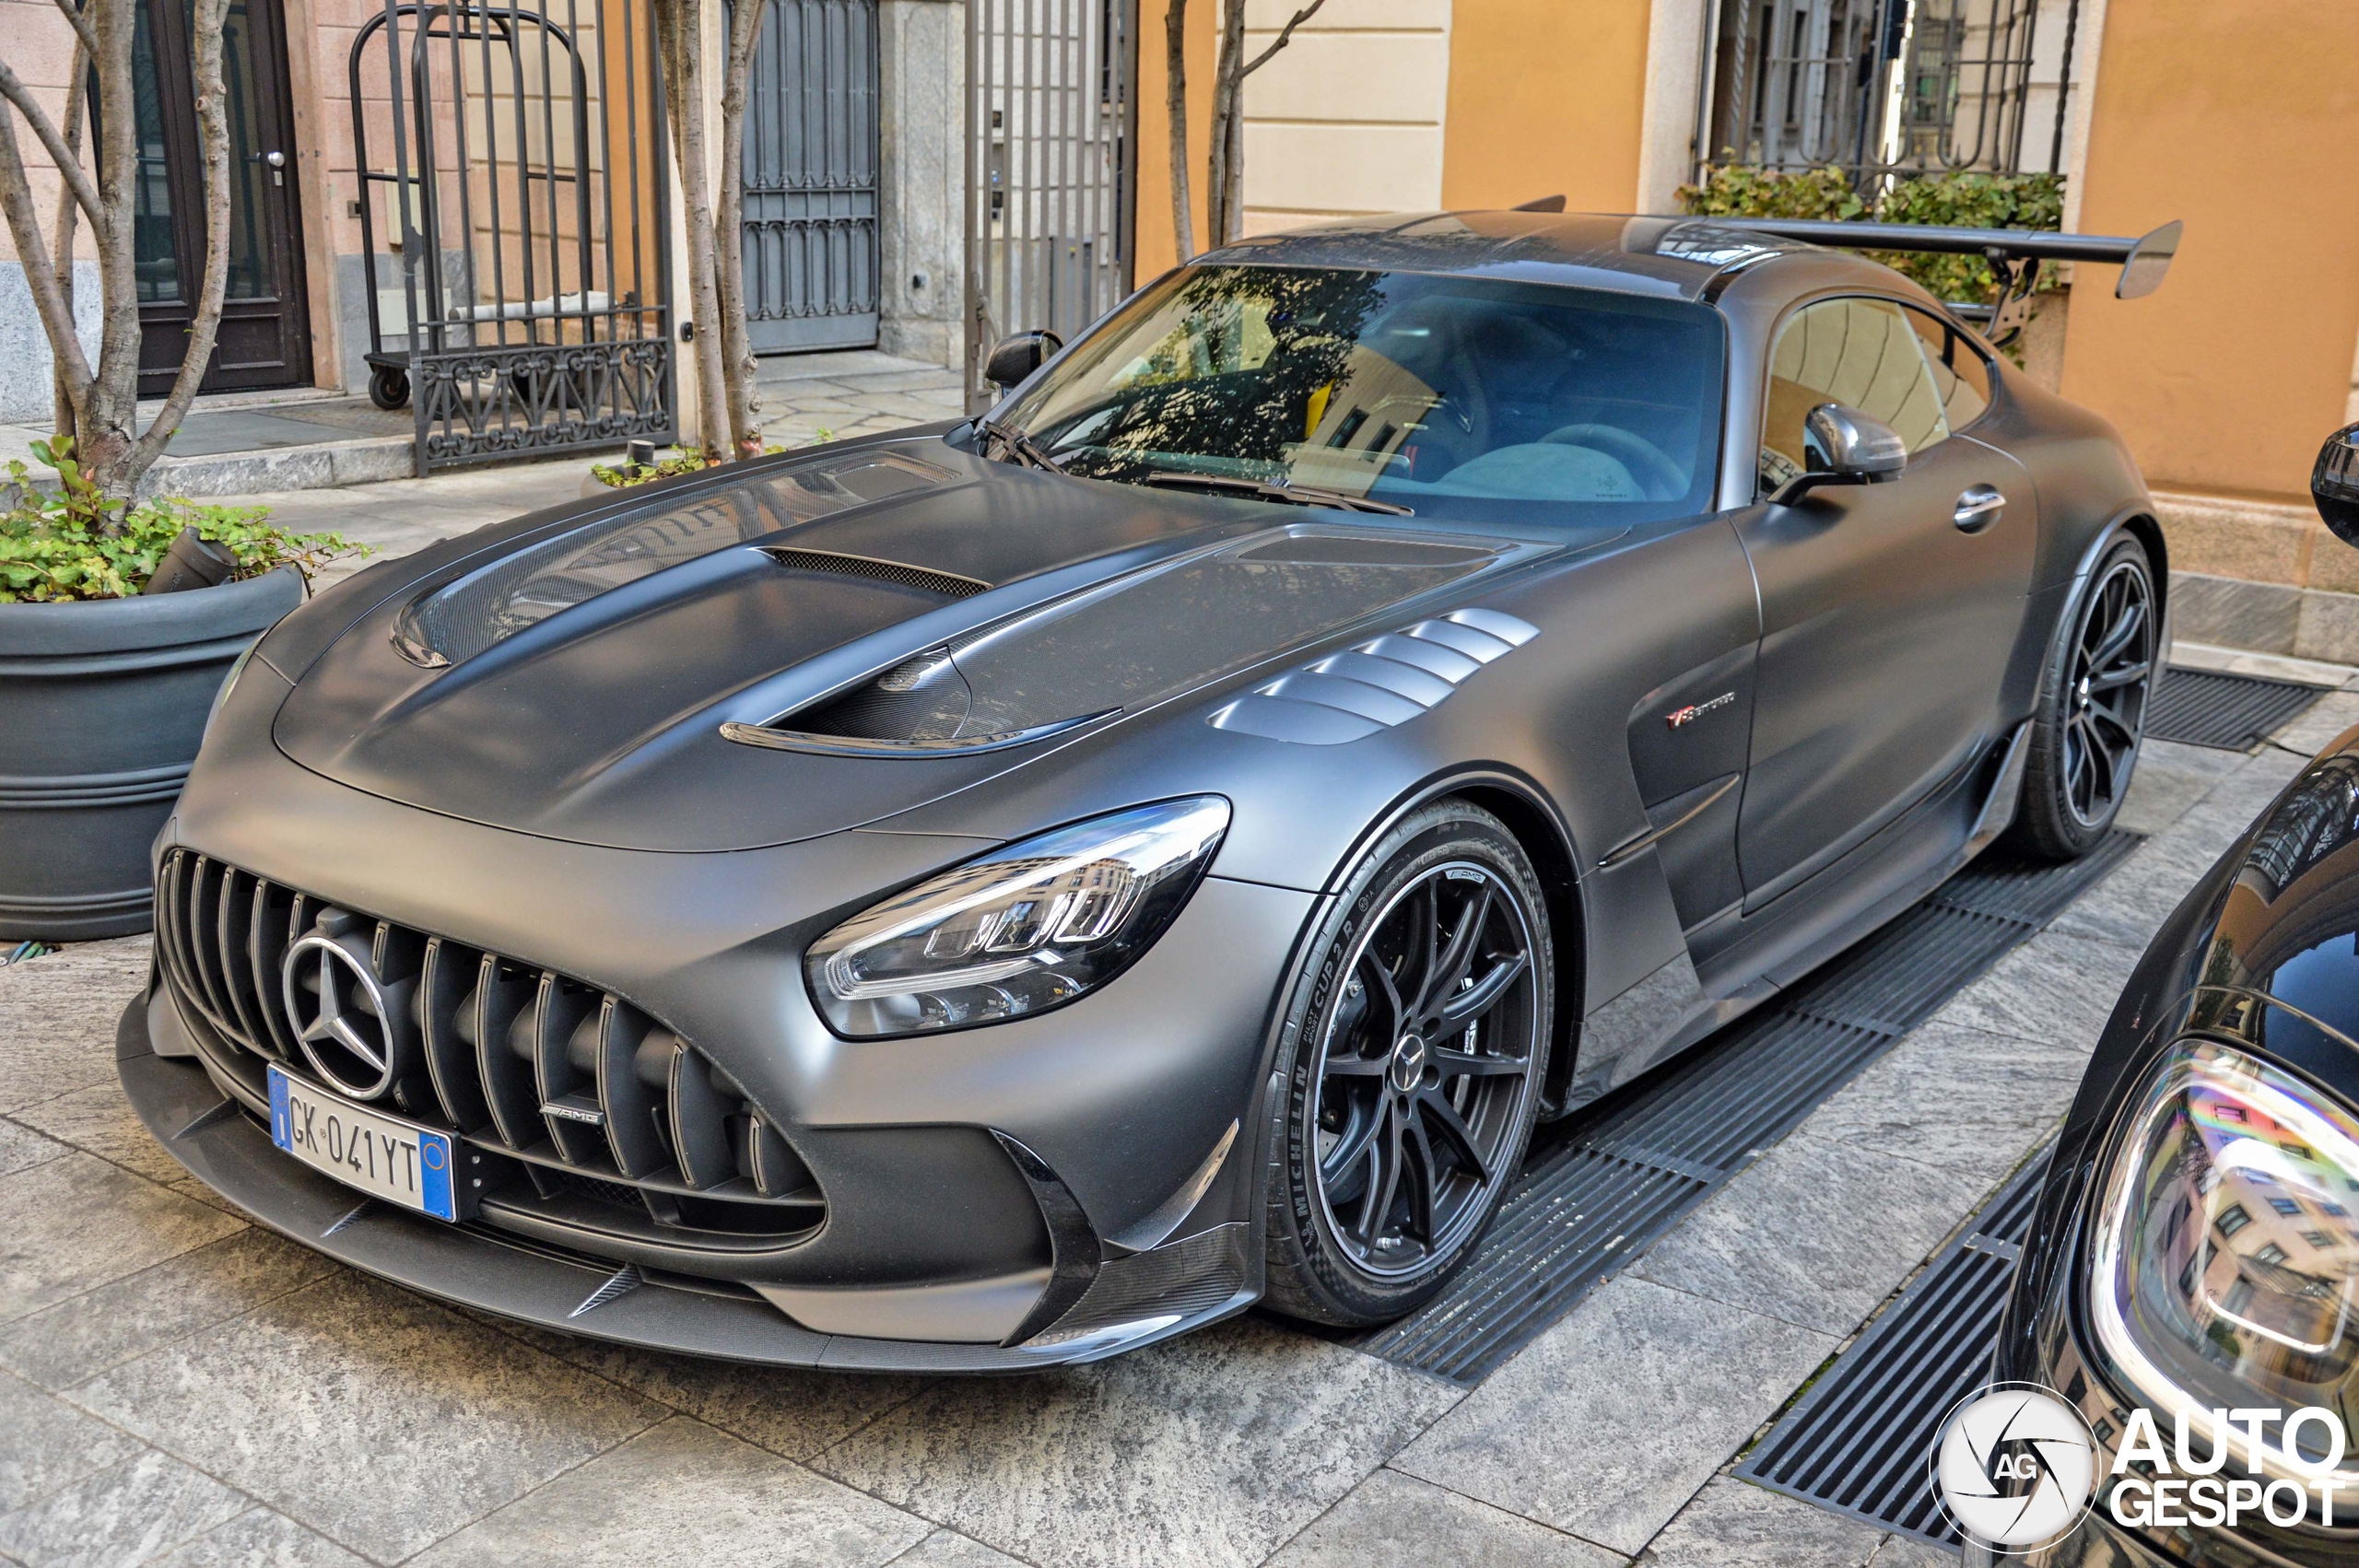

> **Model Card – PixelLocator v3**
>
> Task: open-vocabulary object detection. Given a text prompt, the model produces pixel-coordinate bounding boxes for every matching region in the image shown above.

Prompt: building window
[2270,1197,2305,1217]
[2217,1204,2252,1238]
[1694,0,2085,185]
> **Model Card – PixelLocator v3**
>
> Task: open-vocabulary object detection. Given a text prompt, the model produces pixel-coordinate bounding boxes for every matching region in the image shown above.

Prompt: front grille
[154,848,823,1246]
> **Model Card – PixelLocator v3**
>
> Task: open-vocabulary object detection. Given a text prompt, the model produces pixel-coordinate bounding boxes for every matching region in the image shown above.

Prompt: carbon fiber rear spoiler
[1713,217,2181,344]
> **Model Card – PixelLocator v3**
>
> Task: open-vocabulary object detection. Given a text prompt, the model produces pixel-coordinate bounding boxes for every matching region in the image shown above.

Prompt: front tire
[2010,535,2157,859]
[1262,800,1553,1327]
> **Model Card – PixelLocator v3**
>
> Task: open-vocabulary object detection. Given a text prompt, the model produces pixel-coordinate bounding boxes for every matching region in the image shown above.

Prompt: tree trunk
[84,0,143,492]
[655,0,732,462]
[714,0,765,458]
[1164,0,1191,263]
[1204,0,1244,249]
[1200,0,1324,257]
[51,47,87,439]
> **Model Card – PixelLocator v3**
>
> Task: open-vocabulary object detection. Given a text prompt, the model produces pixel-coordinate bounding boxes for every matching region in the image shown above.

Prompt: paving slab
[1801,1020,2083,1187]
[890,1529,1032,1568]
[1392,1275,1835,1556]
[1635,1477,1888,1567]
[0,940,152,1115]
[66,1270,665,1563]
[147,1506,374,1568]
[0,1153,245,1326]
[9,1080,190,1187]
[0,1446,250,1568]
[0,1369,142,1513]
[1930,929,2144,1054]
[817,1319,1461,1568]
[489,1330,930,1461]
[409,1416,929,1568]
[1632,1133,1988,1337]
[0,1227,340,1392]
[0,1119,69,1180]
[1268,1468,1624,1567]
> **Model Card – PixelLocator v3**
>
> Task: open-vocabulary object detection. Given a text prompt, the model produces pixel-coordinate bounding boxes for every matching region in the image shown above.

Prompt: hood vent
[760,548,990,601]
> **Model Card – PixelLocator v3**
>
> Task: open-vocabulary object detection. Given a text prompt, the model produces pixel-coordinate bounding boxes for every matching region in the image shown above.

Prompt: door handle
[1954,485,2005,533]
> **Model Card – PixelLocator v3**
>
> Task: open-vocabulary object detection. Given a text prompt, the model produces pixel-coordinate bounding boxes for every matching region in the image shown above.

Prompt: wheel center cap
[1390,1033,1428,1094]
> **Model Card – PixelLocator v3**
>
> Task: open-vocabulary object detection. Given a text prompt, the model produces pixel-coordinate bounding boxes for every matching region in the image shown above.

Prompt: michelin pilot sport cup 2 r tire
[2009,534,2157,861]
[1262,799,1554,1328]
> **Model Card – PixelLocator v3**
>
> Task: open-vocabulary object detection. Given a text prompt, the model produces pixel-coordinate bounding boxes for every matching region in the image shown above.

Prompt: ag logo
[1931,1383,2096,1552]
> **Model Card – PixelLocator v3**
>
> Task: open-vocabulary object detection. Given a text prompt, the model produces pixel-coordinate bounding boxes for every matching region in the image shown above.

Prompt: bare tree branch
[49,0,98,61]
[133,0,232,467]
[0,56,105,233]
[1165,0,1192,262]
[1241,0,1327,77]
[0,99,95,405]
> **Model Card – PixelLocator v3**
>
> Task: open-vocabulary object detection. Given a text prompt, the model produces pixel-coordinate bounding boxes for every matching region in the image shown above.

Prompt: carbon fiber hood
[269,439,1527,852]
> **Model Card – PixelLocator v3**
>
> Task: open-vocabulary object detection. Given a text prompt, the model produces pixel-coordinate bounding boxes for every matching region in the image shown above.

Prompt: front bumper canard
[118,994,1252,1373]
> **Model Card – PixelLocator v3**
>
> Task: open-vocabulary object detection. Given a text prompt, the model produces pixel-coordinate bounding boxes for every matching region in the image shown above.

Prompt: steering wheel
[1540,423,1685,501]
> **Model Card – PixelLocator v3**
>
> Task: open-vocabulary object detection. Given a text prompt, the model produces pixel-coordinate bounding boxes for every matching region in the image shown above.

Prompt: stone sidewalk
[2,679,2352,1565]
[2,349,968,510]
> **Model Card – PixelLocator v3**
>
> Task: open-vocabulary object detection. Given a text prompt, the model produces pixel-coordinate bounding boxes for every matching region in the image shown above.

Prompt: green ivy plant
[0,437,370,603]
[1676,167,2066,305]
[588,437,815,489]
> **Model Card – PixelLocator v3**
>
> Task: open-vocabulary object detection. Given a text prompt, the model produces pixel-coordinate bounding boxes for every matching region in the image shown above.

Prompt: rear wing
[1711,217,2181,344]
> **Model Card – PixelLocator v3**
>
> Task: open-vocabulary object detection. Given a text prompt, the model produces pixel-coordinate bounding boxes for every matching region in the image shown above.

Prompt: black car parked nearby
[1982,423,2359,1564]
[124,210,2177,1369]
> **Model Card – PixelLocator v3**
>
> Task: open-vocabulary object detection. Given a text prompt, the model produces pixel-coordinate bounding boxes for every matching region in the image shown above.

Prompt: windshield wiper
[973,417,1064,473]
[1139,471,1414,516]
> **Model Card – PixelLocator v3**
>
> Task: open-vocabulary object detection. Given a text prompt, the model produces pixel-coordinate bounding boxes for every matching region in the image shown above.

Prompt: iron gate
[965,0,1135,409]
[352,0,676,472]
[741,0,880,352]
[1695,0,2083,183]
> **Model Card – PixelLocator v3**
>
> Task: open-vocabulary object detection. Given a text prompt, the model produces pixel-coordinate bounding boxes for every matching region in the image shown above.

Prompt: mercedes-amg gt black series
[125,209,2180,1370]
[1978,425,2359,1566]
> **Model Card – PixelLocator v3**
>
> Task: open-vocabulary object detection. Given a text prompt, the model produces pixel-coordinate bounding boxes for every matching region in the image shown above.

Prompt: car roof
[1194,210,1855,303]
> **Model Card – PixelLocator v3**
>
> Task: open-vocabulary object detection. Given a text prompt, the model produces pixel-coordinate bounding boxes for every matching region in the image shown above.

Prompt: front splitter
[115,992,1240,1373]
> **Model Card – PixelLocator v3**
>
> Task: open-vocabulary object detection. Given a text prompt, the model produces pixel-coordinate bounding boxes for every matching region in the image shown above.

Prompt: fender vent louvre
[153,849,824,1247]
[760,547,990,600]
[1205,608,1539,745]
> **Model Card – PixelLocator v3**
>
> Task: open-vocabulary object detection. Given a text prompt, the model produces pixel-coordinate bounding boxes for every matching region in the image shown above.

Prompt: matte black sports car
[125,211,2178,1370]
[1980,427,2359,1565]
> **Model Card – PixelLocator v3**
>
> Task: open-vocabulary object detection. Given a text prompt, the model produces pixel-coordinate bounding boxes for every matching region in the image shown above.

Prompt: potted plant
[0,440,365,941]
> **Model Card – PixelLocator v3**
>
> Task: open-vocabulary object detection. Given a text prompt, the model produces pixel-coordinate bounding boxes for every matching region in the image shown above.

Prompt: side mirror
[1771,404,1908,505]
[985,330,1063,391]
[2315,423,2359,545]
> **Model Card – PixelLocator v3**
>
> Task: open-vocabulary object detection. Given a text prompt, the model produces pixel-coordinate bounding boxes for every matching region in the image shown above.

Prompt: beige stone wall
[1239,0,1452,234]
[0,0,79,270]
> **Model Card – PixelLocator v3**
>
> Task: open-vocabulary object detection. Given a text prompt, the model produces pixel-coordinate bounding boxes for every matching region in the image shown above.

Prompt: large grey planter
[0,567,305,941]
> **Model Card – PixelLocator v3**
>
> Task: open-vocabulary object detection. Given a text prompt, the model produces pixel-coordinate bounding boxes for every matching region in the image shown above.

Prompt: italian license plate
[269,1065,459,1222]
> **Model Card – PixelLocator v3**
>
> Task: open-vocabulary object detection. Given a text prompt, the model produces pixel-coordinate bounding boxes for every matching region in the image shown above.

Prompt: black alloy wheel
[1263,801,1552,1326]
[2013,536,2157,858]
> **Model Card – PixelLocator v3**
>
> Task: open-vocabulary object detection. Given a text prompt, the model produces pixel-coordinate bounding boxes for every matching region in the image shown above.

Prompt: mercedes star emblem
[282,930,400,1100]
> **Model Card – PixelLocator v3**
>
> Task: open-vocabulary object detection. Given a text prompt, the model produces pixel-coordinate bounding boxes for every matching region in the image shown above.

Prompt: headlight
[202,638,260,746]
[804,796,1230,1037]
[2090,1037,2359,1485]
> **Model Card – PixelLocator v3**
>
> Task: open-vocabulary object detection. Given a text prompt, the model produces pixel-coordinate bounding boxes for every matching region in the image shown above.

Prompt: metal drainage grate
[1352,833,2134,1385]
[2146,667,2327,751]
[1734,1146,2053,1547]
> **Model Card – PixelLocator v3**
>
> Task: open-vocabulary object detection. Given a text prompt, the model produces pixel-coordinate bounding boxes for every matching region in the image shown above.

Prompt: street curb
[132,436,416,500]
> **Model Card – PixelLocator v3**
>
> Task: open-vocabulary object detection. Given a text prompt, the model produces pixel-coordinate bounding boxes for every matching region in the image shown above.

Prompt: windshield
[1000,265,1726,527]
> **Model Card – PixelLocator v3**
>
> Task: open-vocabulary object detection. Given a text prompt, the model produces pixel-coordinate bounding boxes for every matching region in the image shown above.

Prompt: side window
[1903,306,1993,432]
[1757,297,1950,497]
